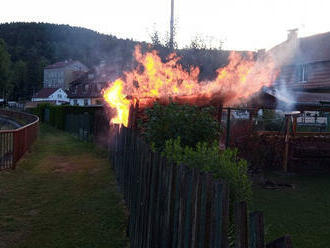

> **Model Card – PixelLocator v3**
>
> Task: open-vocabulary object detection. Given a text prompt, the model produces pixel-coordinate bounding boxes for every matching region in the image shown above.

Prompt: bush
[163,137,252,203]
[139,102,221,151]
[28,104,103,134]
[258,109,283,131]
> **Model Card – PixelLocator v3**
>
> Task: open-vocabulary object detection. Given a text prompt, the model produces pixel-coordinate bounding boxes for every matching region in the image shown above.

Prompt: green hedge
[28,104,102,131]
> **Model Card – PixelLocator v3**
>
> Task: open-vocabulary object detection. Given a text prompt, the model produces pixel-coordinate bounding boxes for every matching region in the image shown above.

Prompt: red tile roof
[33,88,59,98]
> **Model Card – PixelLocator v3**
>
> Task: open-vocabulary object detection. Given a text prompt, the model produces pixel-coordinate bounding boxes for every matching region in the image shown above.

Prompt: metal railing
[0,109,39,170]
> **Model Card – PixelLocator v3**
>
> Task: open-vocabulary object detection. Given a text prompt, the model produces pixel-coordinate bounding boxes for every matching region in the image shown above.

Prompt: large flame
[103,46,278,127]
[103,79,130,127]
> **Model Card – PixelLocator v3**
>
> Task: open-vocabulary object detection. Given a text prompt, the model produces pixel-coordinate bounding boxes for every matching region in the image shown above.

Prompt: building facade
[269,30,330,106]
[43,60,88,89]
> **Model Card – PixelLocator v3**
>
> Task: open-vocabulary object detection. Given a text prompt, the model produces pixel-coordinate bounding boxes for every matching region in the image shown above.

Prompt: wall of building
[70,98,91,106]
[44,68,65,88]
[275,61,330,91]
[43,61,89,89]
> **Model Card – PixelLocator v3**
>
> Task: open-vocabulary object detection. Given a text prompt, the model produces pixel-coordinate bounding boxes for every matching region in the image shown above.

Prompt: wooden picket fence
[109,125,293,248]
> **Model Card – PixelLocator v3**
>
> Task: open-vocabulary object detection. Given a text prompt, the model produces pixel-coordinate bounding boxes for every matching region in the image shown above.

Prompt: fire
[103,79,130,127]
[103,46,278,127]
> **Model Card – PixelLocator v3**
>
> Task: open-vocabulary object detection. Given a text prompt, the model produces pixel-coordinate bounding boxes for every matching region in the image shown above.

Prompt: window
[84,99,88,106]
[296,64,308,82]
[58,94,62,99]
[74,99,78,105]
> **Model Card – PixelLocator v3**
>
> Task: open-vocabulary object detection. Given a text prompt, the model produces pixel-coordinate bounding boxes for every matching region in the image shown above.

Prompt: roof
[67,82,106,98]
[45,60,78,69]
[70,64,122,87]
[269,31,330,65]
[296,32,330,63]
[33,88,59,98]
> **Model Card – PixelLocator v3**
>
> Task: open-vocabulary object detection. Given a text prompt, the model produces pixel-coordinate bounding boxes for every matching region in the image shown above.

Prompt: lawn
[252,171,330,248]
[0,124,129,248]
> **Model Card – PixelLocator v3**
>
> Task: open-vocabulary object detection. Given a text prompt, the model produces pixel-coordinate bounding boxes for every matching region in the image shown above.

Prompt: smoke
[266,32,300,111]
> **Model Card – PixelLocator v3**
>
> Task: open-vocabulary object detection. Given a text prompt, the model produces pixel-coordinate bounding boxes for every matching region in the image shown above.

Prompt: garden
[16,102,330,247]
[135,102,330,247]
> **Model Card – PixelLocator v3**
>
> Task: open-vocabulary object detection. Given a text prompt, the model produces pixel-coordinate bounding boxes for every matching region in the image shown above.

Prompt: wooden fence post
[249,211,265,248]
[235,201,248,248]
[210,180,229,248]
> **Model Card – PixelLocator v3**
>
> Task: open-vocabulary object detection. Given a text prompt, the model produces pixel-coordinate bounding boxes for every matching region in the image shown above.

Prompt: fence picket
[235,201,248,248]
[249,211,265,248]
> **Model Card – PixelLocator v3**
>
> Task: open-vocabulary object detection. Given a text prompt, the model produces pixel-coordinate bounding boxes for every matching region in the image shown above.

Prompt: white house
[32,88,69,105]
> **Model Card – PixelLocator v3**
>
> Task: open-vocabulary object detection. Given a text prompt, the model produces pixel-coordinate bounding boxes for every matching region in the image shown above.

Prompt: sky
[1,0,329,51]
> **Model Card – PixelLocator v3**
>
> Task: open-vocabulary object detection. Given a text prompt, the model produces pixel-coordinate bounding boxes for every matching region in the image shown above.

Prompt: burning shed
[103,45,279,126]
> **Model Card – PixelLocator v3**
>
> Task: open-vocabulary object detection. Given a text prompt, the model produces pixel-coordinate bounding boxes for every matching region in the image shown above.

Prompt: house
[43,60,88,89]
[67,82,105,106]
[32,88,69,105]
[269,30,330,107]
[67,62,122,106]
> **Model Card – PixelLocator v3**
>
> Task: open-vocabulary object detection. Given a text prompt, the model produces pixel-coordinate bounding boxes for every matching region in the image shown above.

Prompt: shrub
[139,102,221,151]
[163,137,252,203]
[258,109,283,131]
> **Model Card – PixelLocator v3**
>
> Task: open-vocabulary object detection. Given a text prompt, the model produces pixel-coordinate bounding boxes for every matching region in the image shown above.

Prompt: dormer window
[296,64,308,82]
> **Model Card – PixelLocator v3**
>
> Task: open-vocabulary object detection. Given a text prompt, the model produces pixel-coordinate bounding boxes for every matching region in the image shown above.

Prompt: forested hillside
[0,22,138,100]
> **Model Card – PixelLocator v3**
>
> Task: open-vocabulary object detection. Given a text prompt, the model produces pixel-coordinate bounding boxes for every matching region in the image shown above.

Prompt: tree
[150,30,162,48]
[11,60,28,100]
[0,39,12,99]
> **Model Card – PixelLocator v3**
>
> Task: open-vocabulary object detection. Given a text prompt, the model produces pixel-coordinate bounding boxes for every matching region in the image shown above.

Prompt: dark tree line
[0,22,139,100]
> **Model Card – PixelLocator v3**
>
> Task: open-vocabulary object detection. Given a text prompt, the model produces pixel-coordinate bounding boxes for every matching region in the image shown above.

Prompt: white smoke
[266,30,300,112]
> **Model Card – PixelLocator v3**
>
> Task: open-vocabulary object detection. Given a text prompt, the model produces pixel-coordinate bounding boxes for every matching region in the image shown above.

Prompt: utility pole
[169,0,174,49]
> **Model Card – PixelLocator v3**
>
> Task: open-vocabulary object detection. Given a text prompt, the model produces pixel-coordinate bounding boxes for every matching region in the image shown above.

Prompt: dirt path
[0,125,128,248]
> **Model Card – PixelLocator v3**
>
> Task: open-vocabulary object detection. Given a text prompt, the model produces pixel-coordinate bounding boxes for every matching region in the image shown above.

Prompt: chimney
[287,29,298,41]
[256,49,266,60]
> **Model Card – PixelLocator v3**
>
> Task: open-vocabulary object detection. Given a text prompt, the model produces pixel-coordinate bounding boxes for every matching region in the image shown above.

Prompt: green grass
[0,124,129,248]
[252,171,330,248]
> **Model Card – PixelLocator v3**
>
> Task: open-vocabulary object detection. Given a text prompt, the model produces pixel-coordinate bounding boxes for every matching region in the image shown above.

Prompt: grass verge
[252,171,330,248]
[0,124,129,248]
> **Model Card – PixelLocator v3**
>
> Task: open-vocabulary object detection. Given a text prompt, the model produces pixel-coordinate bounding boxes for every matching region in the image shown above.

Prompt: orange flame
[103,46,278,126]
[103,79,130,127]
